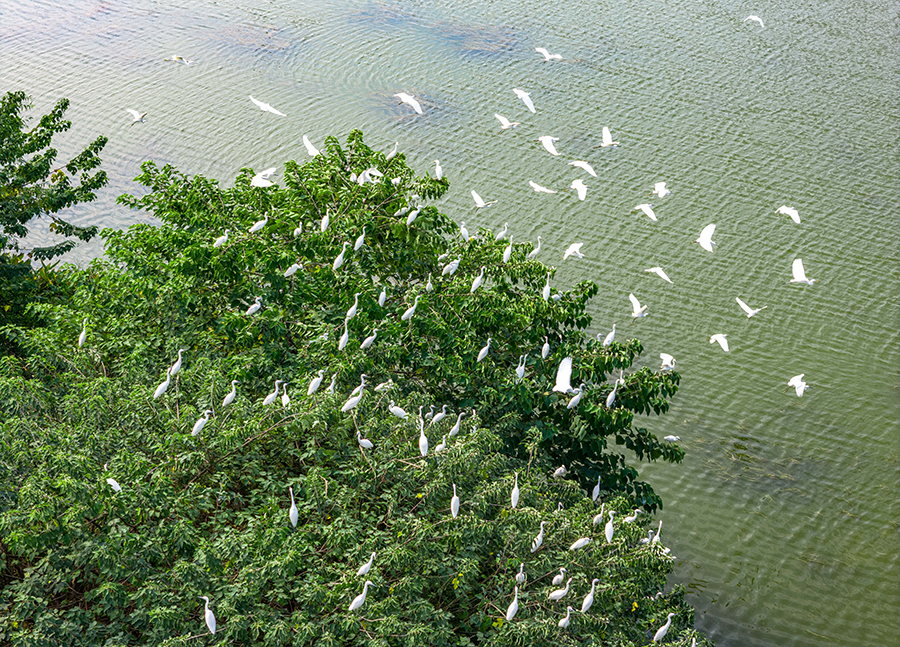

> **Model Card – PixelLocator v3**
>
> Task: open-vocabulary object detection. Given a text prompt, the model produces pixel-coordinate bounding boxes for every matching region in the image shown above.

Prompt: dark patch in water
[437,21,519,57]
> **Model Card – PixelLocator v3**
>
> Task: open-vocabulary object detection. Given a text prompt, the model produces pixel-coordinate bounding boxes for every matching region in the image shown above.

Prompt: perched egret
[593,504,606,526]
[515,563,525,585]
[569,537,591,550]
[341,379,366,412]
[246,296,262,315]
[563,243,585,260]
[385,141,398,160]
[605,511,616,543]
[434,159,443,180]
[249,95,285,116]
[599,126,618,147]
[570,179,588,201]
[553,357,573,392]
[530,521,546,553]
[744,15,764,28]
[513,88,536,113]
[663,435,680,443]
[338,320,349,351]
[506,586,520,621]
[430,404,448,427]
[251,167,276,187]
[106,477,121,492]
[654,613,677,642]
[288,486,298,527]
[388,400,408,419]
[543,272,551,301]
[477,337,492,362]
[515,354,527,383]
[624,509,643,523]
[606,383,618,409]
[451,484,460,518]
[401,295,420,321]
[349,581,373,612]
[169,349,187,376]
[776,205,800,223]
[695,224,717,252]
[326,374,336,393]
[553,465,568,478]
[357,551,376,577]
[552,567,568,587]
[542,337,550,359]
[360,329,378,351]
[406,208,420,226]
[263,380,284,406]
[559,606,574,628]
[442,257,461,276]
[374,379,394,392]
[249,213,268,233]
[641,530,655,544]
[646,267,673,283]
[788,374,809,397]
[434,434,447,453]
[213,230,228,248]
[582,578,599,613]
[549,578,572,601]
[528,237,542,259]
[302,135,320,156]
[569,160,597,177]
[736,297,767,317]
[394,92,423,114]
[601,324,616,347]
[659,353,676,370]
[378,287,387,307]
[494,113,520,130]
[357,431,374,449]
[592,475,602,501]
[567,385,584,410]
[652,520,663,544]
[221,380,239,407]
[192,410,212,436]
[281,383,290,407]
[333,242,350,271]
[652,182,670,197]
[345,293,360,321]
[538,135,560,156]
[284,262,302,277]
[293,223,303,237]
[425,273,434,292]
[460,221,470,242]
[709,334,730,352]
[495,222,509,240]
[199,596,216,634]
[353,227,367,251]
[307,370,325,396]
[511,473,520,508]
[126,109,146,125]
[629,293,649,322]
[153,369,171,399]
[321,212,330,232]
[536,47,563,61]
[790,258,817,284]
[634,204,657,221]
[418,419,429,457]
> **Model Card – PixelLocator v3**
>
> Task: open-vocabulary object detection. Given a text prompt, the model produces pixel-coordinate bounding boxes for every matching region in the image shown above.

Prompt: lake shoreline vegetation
[1,99,710,645]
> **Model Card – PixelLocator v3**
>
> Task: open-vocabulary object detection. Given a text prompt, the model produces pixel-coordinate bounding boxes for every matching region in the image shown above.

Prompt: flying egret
[126,109,146,125]
[418,419,429,457]
[744,15,765,27]
[246,296,262,315]
[477,337,492,362]
[191,410,212,436]
[249,95,285,116]
[553,567,568,587]
[653,613,677,642]
[213,230,228,248]
[164,54,192,64]
[601,324,616,347]
[401,296,420,321]
[535,47,562,61]
[506,586,520,621]
[570,537,592,550]
[553,357,573,392]
[659,353,676,370]
[513,88,536,113]
[788,374,809,397]
[549,578,572,601]
[321,212,330,232]
[790,258,817,284]
[515,563,525,585]
[663,435,680,442]
[527,237,542,260]
[251,167,276,187]
[394,92,423,114]
[434,159,443,180]
[450,484,460,518]
[569,160,597,177]
[553,464,568,478]
[77,319,87,347]
[592,475,602,501]
[199,596,216,634]
[582,578,599,613]
[629,293,649,322]
[511,473,520,509]
[471,267,486,293]
[494,113,521,130]
[349,581,373,612]
[222,380,239,407]
[281,383,290,407]
[530,521,546,553]
[430,404,448,427]
[646,267,673,283]
[530,180,557,194]
[106,477,121,492]
[288,486,298,527]
[249,213,269,233]
[542,337,550,359]
[567,384,584,409]
[652,182,670,197]
[357,431,374,450]
[284,262,302,277]
[559,606,574,628]
[605,511,616,543]
[357,551,376,577]
[302,135,319,156]
[710,334,729,352]
[736,297,767,317]
[153,369,171,399]
[338,319,349,351]
[169,349,187,376]
[634,203,658,221]
[776,205,800,223]
[471,190,496,208]
[542,272,552,301]
[354,227,367,251]
[263,380,284,406]
[495,222,509,240]
[333,242,350,271]
[538,136,560,156]
[599,126,618,147]
[307,370,325,396]
[695,224,717,252]
[570,179,588,201]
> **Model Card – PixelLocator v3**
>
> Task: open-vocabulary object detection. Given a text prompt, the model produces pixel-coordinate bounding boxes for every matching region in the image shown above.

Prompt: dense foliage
[0,131,706,646]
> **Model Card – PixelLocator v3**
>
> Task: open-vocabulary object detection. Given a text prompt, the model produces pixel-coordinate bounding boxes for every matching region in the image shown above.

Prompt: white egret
[153,369,171,399]
[592,474,602,501]
[569,161,597,179]
[640,530,655,544]
[530,521,546,553]
[425,405,435,421]
[246,296,262,315]
[425,273,434,292]
[653,613,677,642]
[385,141,398,160]
[401,295,420,321]
[341,378,366,412]
[535,47,563,61]
[542,272,551,301]
[388,400,408,419]
[513,88,536,113]
[549,578,572,601]
[249,95,285,116]
[326,374,336,393]
[569,537,592,550]
[450,484,460,518]
[169,348,187,376]
[106,478,121,492]
[333,242,350,271]
[553,357,573,393]
[593,504,606,526]
[605,511,616,543]
[790,258,817,284]
[506,586,520,621]
[538,136,560,156]
[582,578,599,613]
[302,135,320,156]
[338,319,349,351]
[529,180,556,194]
[695,224,717,252]
[570,179,588,201]
[249,213,268,233]
[357,551,376,576]
[634,203,658,221]
[164,54,192,64]
[599,126,618,147]
[199,596,216,634]
[418,419,429,457]
[553,465,568,478]
[126,109,146,125]
[354,227,366,251]
[495,222,509,240]
[601,324,616,347]
[284,262,302,277]
[434,434,447,453]
[606,383,618,409]
[222,380,239,407]
[629,293,649,322]
[652,182,670,197]
[736,297,767,317]
[378,287,387,307]
[559,243,585,261]
[360,329,378,351]
[321,212,330,232]
[74,318,88,349]
[394,92,423,114]
[776,205,800,223]
[788,374,809,397]
[213,230,228,248]
[494,113,521,129]
[307,370,325,396]
[263,380,284,406]
[559,606,574,628]
[511,473,520,508]
[542,337,550,359]
[477,337,492,362]
[709,334,729,352]
[624,509,643,523]
[345,293,360,321]
[515,354,527,383]
[434,159,443,180]
[430,404,448,427]
[469,265,484,294]
[645,267,673,284]
[744,15,764,28]
[515,563,525,585]
[652,520,663,544]
[192,410,212,436]
[289,486,298,527]
[528,237,542,259]
[552,567,568,586]
[442,257,460,276]
[357,431,374,449]
[349,581,373,612]
[663,435,680,442]
[251,167,276,187]
[374,379,394,392]
[293,222,303,237]
[406,208,420,226]
[659,353,676,370]
[567,385,584,409]
[281,383,290,407]
[460,221,470,242]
